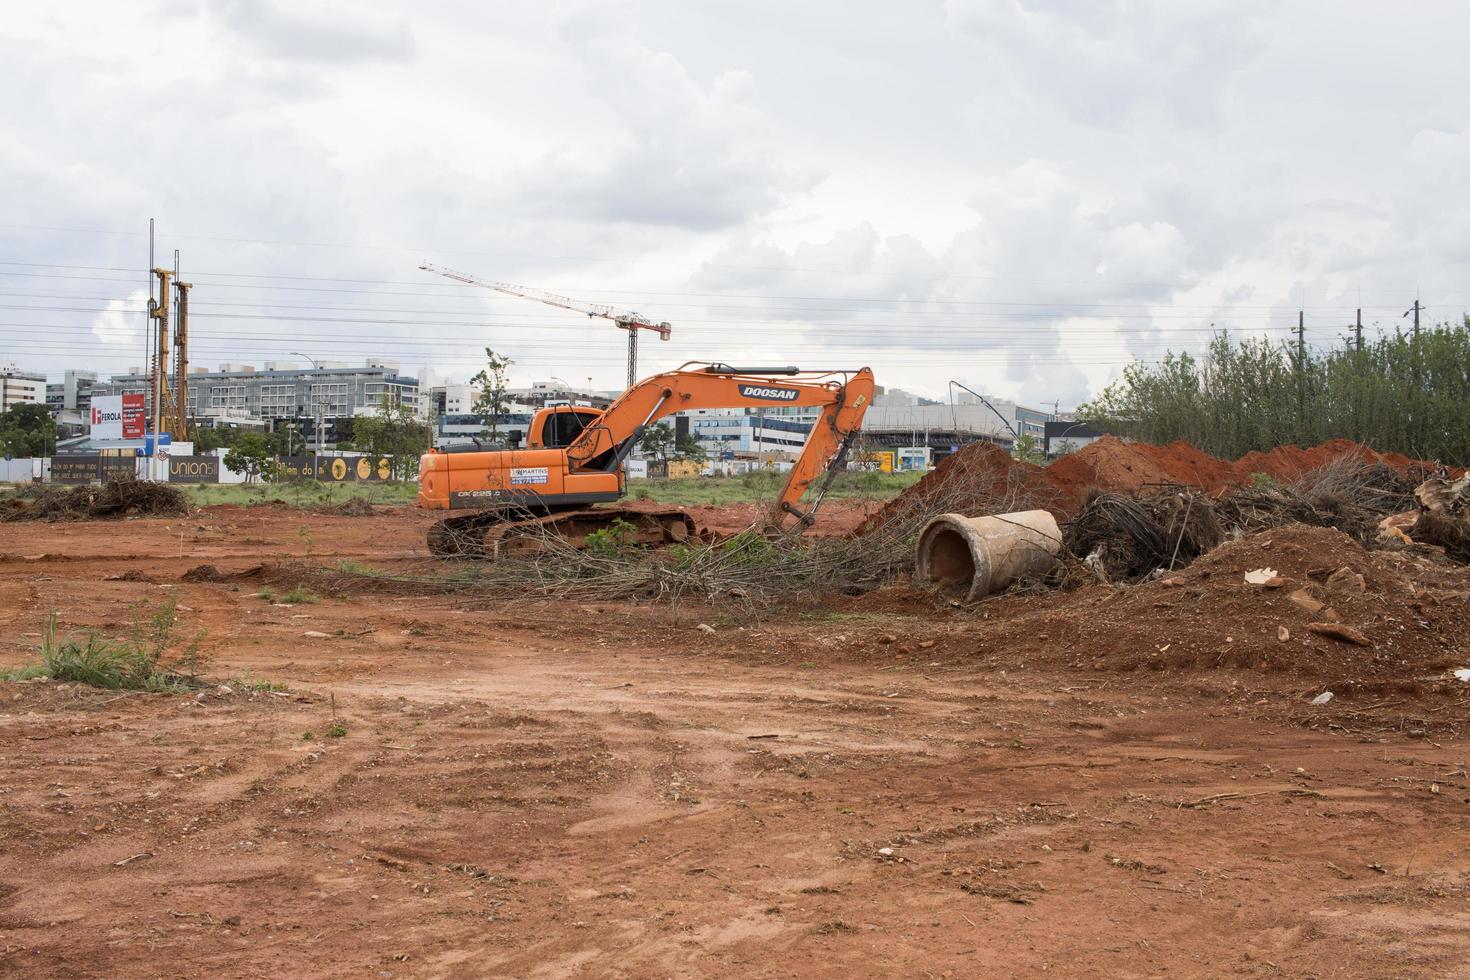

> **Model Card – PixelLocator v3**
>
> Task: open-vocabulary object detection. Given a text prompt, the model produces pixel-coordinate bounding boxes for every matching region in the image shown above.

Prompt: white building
[45,370,100,413]
[683,404,822,455]
[0,364,46,411]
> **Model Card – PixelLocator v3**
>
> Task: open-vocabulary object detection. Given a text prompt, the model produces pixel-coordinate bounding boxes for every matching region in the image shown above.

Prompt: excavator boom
[562,363,874,525]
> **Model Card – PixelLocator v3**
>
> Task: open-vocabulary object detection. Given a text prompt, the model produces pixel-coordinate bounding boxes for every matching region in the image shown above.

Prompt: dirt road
[1,506,1467,977]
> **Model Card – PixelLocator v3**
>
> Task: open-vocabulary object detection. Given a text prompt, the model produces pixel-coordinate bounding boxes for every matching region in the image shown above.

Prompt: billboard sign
[90,394,146,441]
[168,455,220,484]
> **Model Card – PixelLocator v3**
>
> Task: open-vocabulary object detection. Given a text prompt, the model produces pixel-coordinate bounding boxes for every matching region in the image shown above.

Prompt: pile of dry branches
[1214,458,1421,546]
[2,475,190,522]
[1063,488,1223,582]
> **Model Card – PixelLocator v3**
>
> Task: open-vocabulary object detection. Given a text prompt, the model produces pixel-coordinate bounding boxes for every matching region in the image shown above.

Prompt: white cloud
[91,291,149,349]
[502,6,819,231]
[943,0,1268,126]
[206,0,415,64]
[1,0,1468,406]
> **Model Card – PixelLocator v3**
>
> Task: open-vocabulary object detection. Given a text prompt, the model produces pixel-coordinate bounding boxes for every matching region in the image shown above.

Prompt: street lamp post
[290,352,323,457]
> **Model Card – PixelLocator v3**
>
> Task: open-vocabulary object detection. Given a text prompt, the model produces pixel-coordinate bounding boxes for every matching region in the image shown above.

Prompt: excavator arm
[565,363,875,527]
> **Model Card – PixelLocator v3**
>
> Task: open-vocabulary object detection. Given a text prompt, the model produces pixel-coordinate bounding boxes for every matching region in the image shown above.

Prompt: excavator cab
[529,405,602,449]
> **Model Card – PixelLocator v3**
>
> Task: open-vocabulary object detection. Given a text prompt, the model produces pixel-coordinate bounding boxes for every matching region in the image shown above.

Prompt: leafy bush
[584,518,639,559]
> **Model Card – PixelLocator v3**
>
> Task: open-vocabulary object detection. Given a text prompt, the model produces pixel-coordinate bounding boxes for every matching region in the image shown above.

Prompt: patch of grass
[280,586,319,604]
[0,663,50,682]
[6,606,209,692]
[232,675,288,693]
[325,722,347,738]
[258,586,276,602]
[336,558,378,576]
[180,481,418,508]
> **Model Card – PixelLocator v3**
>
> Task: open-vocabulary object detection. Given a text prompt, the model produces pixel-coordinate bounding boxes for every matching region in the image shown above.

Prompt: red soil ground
[2,507,1468,976]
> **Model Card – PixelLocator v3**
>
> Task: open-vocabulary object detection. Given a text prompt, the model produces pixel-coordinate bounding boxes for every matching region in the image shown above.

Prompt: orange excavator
[417,363,875,557]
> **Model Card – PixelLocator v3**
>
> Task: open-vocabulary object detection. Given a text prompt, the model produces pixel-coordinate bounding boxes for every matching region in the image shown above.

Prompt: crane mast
[419,262,671,389]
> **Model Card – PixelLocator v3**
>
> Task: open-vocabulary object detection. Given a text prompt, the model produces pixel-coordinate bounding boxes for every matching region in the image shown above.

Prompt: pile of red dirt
[1045,439,1235,499]
[868,441,1059,529]
[872,436,1450,527]
[1048,437,1441,499]
[1228,438,1437,485]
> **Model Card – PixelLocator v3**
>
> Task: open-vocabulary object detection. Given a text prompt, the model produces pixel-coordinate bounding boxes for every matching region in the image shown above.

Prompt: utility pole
[1355,307,1362,352]
[1296,307,1306,437]
[292,352,323,457]
[1406,298,1422,339]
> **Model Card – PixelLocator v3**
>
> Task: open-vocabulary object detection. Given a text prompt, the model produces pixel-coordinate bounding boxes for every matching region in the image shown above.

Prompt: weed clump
[281,586,319,604]
[4,602,209,692]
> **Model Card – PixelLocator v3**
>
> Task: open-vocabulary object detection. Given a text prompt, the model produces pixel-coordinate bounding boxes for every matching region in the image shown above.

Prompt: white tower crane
[419,262,671,390]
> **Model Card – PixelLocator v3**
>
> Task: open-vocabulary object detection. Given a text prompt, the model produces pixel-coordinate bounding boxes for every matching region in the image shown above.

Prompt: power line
[0,265,1444,314]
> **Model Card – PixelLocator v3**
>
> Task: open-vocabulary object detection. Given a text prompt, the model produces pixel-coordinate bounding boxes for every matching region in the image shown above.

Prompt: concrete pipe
[914,510,1063,601]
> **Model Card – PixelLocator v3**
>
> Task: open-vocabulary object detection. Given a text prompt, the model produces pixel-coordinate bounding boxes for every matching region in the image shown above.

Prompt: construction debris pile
[890,436,1468,587]
[1,476,190,522]
[979,522,1470,684]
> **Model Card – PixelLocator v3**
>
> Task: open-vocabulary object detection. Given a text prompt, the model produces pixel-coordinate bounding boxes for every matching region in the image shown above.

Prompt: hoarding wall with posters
[51,455,100,484]
[275,456,321,480]
[99,456,138,480]
[319,455,394,482]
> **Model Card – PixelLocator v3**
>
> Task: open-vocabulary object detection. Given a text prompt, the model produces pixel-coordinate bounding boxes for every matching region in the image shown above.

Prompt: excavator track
[427,506,697,559]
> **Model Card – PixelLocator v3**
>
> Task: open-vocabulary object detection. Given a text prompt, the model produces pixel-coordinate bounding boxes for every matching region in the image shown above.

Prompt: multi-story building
[0,364,46,411]
[45,370,101,414]
[683,404,821,455]
[94,361,421,445]
[509,381,619,410]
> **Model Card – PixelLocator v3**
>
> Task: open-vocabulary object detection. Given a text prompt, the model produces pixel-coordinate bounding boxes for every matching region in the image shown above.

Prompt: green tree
[1013,431,1043,464]
[0,404,56,457]
[194,427,238,454]
[351,396,433,480]
[469,348,514,442]
[1077,317,1470,464]
[639,422,675,462]
[223,433,273,483]
[675,433,707,462]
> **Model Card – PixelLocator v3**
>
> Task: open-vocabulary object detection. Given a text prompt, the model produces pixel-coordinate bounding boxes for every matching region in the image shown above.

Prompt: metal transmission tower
[419,263,672,390]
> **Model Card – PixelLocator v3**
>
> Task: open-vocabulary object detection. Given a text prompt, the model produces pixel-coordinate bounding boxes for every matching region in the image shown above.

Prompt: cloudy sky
[3,0,1468,407]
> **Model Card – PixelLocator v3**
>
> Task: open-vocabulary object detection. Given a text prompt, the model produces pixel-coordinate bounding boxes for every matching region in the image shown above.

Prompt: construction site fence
[0,453,419,486]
